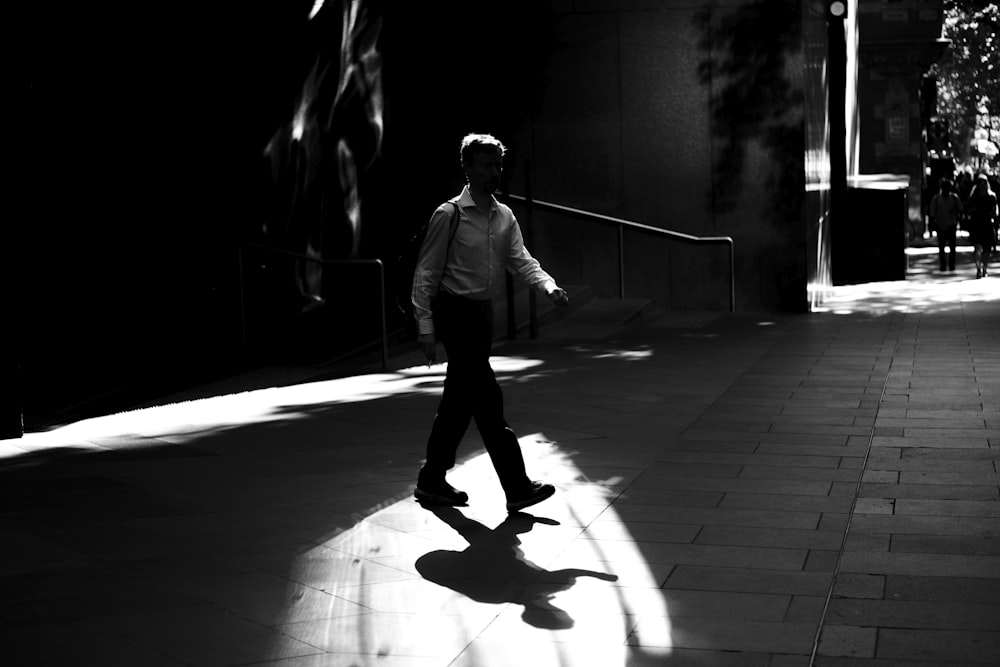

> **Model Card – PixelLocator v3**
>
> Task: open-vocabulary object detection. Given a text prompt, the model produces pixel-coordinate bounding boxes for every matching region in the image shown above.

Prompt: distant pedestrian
[411,133,569,511]
[966,174,998,278]
[929,179,963,272]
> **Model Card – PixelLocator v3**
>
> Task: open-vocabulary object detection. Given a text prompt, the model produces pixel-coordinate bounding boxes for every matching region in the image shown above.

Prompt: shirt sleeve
[506,213,557,294]
[411,204,455,336]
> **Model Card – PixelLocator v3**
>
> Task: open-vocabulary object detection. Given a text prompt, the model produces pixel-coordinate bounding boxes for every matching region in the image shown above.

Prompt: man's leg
[416,295,476,504]
[938,233,948,271]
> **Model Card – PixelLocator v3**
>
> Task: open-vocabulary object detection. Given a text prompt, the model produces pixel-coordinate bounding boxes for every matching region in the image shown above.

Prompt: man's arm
[505,215,569,308]
[412,205,454,363]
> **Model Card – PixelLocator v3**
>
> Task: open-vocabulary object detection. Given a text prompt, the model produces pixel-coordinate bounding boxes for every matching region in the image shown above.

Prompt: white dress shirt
[411,186,557,336]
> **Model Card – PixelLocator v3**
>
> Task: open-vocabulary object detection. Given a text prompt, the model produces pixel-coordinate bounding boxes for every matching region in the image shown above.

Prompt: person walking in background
[966,173,998,278]
[411,133,570,511]
[928,178,963,272]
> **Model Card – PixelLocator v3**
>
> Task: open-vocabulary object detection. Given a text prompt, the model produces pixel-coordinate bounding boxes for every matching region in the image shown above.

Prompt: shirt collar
[459,185,497,211]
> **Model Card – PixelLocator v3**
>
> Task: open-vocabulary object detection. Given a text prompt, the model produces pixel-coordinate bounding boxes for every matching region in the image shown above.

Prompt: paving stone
[817,514,850,532]
[769,424,873,437]
[739,467,860,483]
[876,416,990,428]
[655,451,845,469]
[635,462,744,478]
[580,520,703,545]
[844,533,891,552]
[832,573,884,599]
[890,534,1000,556]
[718,493,854,514]
[628,617,817,654]
[898,471,1000,485]
[894,499,1000,517]
[611,487,725,507]
[563,540,808,570]
[851,482,999,501]
[850,516,1000,543]
[838,457,865,470]
[824,598,1000,631]
[854,498,894,514]
[757,433,855,446]
[784,595,827,622]
[804,550,840,572]
[626,476,835,497]
[665,565,833,596]
[782,407,878,418]
[816,624,877,659]
[755,444,872,458]
[695,526,843,551]
[767,414,861,426]
[659,590,793,622]
[869,459,997,473]
[900,447,1000,462]
[858,471,898,484]
[876,629,1000,663]
[871,436,991,449]
[883,575,1000,603]
[839,551,1000,578]
[866,448,902,461]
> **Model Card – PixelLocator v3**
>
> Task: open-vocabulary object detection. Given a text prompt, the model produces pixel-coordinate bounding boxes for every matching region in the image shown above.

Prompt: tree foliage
[935,1,1000,167]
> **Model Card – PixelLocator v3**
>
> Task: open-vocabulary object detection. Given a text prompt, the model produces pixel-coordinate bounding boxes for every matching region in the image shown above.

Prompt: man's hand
[419,333,438,366]
[547,287,569,308]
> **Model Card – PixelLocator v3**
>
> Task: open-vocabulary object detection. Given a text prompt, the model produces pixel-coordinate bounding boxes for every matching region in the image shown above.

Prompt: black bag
[392,201,461,335]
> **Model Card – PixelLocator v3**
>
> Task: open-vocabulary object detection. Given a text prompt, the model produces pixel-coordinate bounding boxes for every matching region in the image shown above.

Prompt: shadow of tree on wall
[694,1,805,226]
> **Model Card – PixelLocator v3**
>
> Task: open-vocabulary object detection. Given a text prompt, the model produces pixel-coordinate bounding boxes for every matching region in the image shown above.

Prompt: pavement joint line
[808,320,901,665]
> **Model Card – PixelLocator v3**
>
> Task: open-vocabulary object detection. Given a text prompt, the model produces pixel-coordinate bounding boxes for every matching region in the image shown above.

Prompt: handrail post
[237,247,247,349]
[618,223,625,299]
[239,243,389,370]
[376,259,388,370]
[729,240,736,312]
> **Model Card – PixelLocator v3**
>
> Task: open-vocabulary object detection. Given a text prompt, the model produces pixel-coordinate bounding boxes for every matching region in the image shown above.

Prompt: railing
[506,193,736,315]
[238,243,389,370]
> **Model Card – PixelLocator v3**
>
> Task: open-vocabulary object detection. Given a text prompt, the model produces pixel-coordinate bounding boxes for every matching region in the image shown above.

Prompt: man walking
[411,133,569,511]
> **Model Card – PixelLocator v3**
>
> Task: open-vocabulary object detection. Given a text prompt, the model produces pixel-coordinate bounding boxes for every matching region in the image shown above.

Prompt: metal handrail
[238,242,389,370]
[506,193,735,313]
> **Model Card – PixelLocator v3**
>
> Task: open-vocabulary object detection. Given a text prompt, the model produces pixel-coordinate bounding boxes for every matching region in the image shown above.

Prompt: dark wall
[18,2,318,427]
[511,1,809,313]
[15,0,557,428]
[15,0,818,431]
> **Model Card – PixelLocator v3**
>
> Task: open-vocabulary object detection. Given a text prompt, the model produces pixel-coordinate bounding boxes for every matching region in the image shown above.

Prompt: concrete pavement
[1,253,997,666]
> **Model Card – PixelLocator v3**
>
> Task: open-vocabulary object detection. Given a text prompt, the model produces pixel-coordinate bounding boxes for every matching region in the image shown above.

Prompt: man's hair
[460,133,506,167]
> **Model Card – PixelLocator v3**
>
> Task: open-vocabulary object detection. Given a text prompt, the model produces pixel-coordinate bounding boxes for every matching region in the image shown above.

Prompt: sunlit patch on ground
[810,246,998,315]
[1,356,547,457]
[272,436,672,665]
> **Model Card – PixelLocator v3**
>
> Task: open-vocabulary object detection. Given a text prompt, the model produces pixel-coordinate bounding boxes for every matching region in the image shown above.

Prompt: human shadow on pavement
[415,506,618,630]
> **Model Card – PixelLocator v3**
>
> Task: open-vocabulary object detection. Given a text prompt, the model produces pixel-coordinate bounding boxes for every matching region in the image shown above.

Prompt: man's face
[466,149,503,195]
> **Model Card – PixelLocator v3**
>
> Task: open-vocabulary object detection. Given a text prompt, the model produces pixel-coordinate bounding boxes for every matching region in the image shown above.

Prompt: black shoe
[506,481,555,512]
[415,480,469,506]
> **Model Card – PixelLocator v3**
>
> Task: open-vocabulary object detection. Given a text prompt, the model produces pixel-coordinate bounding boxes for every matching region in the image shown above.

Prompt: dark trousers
[937,225,957,271]
[421,292,531,498]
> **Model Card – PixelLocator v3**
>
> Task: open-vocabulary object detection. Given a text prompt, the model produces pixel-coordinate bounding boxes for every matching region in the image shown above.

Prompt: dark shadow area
[693,1,807,313]
[694,0,804,222]
[415,506,617,630]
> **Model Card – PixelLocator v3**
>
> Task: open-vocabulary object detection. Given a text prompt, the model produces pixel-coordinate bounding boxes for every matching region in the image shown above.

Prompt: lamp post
[828,1,848,261]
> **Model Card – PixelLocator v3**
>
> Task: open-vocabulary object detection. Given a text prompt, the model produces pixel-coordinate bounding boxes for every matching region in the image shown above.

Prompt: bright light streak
[271,437,672,665]
[307,0,325,20]
[2,357,546,454]
[567,345,654,361]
